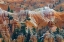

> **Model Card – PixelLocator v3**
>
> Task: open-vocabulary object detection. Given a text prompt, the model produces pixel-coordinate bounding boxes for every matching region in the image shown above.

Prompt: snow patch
[0,8,4,15]
[40,7,55,22]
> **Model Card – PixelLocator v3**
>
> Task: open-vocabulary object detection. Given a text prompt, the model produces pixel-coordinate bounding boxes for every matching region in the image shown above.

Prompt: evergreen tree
[56,28,60,34]
[0,33,2,38]
[7,14,13,20]
[52,4,55,8]
[10,10,13,13]
[37,35,42,42]
[2,39,5,42]
[59,29,64,38]
[38,29,42,37]
[8,14,13,32]
[37,38,41,42]
[25,11,30,21]
[12,28,20,40]
[21,23,26,36]
[7,6,14,13]
[60,7,63,12]
[7,14,13,31]
[7,6,10,12]
[25,29,31,42]
[32,27,36,35]
[59,0,61,3]
[53,27,60,35]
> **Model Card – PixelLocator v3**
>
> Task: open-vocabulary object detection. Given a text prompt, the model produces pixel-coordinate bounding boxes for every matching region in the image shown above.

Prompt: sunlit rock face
[26,7,55,28]
[0,7,64,30]
[30,35,37,42]
[43,31,55,42]
[26,7,64,30]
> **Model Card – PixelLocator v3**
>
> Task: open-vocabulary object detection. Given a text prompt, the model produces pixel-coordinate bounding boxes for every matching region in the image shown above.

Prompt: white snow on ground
[34,6,55,16]
[41,7,55,22]
[28,6,55,22]
[0,8,19,22]
[0,6,55,23]
[0,6,55,16]
[0,8,3,15]
[4,11,8,16]
[19,7,55,27]
[0,8,12,15]
[42,7,54,15]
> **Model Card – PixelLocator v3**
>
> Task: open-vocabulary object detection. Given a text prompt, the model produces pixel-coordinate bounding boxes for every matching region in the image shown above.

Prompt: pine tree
[7,14,13,25]
[56,28,60,34]
[37,34,42,42]
[32,27,36,35]
[8,14,13,20]
[7,14,13,32]
[7,6,10,12]
[12,28,20,40]
[53,27,60,35]
[21,23,26,36]
[25,29,31,42]
[59,29,64,38]
[10,10,13,13]
[2,39,5,42]
[0,33,2,38]
[53,27,60,38]
[52,4,55,8]
[60,7,63,12]
[25,11,30,21]
[59,0,61,3]
[7,5,14,13]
